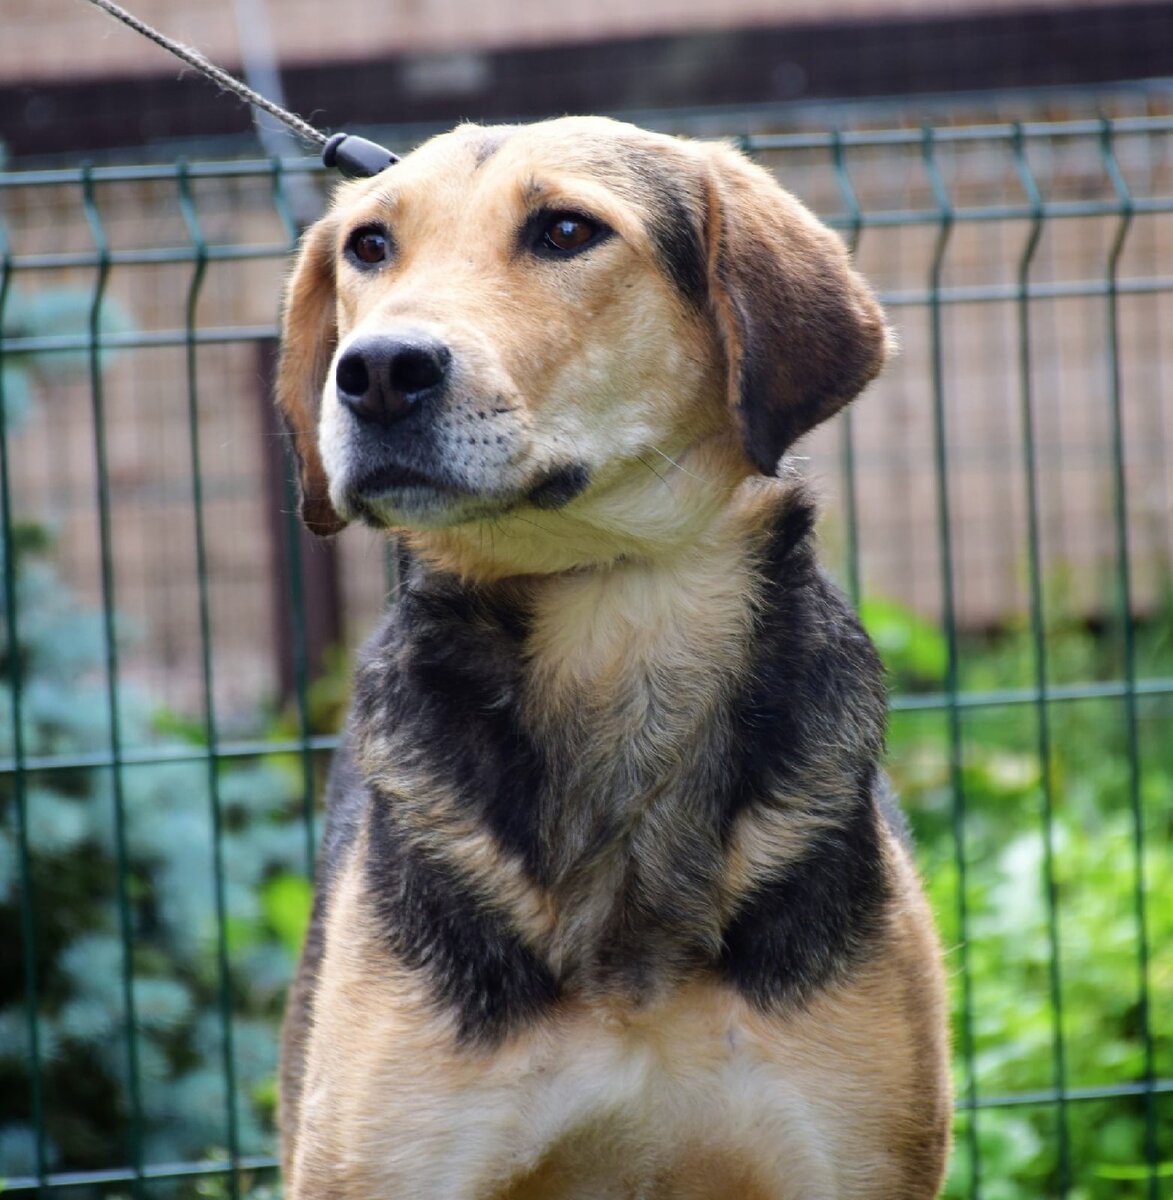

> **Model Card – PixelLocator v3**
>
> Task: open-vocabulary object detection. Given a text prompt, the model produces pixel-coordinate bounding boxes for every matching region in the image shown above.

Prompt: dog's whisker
[647,444,712,485]
[635,453,674,493]
[498,510,565,539]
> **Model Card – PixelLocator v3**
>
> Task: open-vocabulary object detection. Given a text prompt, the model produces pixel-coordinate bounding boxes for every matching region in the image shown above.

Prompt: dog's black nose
[335,336,452,424]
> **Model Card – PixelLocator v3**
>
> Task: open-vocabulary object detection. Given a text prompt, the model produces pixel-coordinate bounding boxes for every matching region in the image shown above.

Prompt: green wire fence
[1,111,1171,1198]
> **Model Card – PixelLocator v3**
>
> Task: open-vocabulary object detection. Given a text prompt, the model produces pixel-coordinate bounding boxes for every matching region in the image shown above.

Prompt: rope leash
[82,0,398,178]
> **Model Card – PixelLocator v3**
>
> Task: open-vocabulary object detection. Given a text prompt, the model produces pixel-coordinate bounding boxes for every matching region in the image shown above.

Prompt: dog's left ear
[702,145,890,475]
[276,214,348,537]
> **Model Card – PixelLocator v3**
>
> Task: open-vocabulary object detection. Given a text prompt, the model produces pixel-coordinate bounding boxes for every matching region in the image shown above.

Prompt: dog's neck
[402,469,792,755]
[401,434,751,581]
[354,475,886,995]
[523,487,772,708]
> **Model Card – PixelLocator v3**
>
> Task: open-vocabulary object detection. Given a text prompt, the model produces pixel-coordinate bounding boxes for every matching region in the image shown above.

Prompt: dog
[274,116,951,1199]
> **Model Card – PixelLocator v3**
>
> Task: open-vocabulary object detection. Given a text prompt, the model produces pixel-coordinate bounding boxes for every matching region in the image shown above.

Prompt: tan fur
[277,116,949,1198]
[290,824,947,1199]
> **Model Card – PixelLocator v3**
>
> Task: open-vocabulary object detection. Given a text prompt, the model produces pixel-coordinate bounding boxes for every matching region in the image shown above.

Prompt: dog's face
[277,117,887,575]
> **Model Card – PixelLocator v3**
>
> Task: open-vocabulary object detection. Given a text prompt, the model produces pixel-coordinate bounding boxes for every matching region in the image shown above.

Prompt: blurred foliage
[0,492,310,1181]
[0,290,307,1188]
[2,286,135,436]
[868,595,1173,1199]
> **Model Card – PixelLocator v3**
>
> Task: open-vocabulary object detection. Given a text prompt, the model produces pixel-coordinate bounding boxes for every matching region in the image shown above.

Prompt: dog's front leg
[283,847,548,1200]
[287,1073,532,1200]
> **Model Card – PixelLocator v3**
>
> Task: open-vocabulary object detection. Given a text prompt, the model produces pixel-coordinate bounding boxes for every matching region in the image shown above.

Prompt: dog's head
[277,117,887,573]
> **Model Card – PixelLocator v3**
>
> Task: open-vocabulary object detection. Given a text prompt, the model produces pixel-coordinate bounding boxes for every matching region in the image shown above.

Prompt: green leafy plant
[866,597,1173,1199]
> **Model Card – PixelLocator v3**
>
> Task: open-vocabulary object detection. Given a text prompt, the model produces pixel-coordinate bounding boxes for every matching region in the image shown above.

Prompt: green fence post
[1011,122,1072,1196]
[81,162,147,1198]
[921,125,981,1199]
[176,161,242,1200]
[1099,118,1159,1200]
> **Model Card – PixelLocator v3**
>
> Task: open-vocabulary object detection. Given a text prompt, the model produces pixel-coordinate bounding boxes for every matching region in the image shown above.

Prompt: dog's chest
[484,992,836,1198]
[296,839,933,1199]
[533,681,735,971]
[317,966,844,1198]
[360,573,745,993]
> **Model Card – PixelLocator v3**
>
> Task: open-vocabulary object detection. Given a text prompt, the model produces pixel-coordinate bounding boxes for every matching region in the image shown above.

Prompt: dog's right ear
[276,215,348,537]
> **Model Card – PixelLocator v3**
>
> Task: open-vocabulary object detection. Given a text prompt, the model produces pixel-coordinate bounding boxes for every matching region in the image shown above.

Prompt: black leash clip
[322,133,400,179]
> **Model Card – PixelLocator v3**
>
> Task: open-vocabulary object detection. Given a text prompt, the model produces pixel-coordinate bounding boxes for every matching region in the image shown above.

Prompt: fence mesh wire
[1,112,1171,1197]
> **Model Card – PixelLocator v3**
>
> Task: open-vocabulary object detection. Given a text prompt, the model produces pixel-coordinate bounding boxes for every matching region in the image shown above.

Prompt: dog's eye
[537,212,608,256]
[347,225,391,266]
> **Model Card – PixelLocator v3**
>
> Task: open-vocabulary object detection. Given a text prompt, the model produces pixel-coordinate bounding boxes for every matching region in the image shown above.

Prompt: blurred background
[1,1,1171,1197]
[5,0,1173,161]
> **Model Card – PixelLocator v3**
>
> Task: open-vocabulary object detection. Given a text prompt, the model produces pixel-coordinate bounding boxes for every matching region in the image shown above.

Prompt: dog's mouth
[344,461,471,526]
[343,459,516,529]
[343,458,592,529]
[348,461,463,499]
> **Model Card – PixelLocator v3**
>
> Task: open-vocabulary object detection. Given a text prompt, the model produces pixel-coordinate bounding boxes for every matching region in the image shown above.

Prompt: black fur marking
[712,492,891,1004]
[724,494,886,825]
[365,797,561,1044]
[625,159,708,305]
[646,204,707,304]
[527,462,590,510]
[356,575,551,880]
[717,771,890,1008]
[314,737,370,891]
